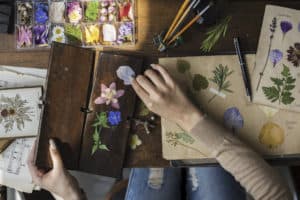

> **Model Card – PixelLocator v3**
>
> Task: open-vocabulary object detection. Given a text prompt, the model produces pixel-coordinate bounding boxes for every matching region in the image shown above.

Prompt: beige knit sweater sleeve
[190,117,293,200]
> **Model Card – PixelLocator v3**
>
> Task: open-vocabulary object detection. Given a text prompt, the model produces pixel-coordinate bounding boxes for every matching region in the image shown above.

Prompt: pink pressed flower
[94,82,125,109]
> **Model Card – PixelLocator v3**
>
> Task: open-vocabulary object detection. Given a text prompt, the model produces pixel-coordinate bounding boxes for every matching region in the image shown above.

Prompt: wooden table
[2,0,300,199]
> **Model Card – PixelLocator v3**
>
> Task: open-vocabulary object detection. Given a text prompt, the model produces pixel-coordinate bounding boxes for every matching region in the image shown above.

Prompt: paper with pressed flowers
[0,87,43,138]
[252,5,300,112]
[159,55,300,161]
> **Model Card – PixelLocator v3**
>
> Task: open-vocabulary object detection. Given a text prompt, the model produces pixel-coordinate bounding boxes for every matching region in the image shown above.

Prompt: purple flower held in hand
[94,82,125,109]
[108,111,122,126]
[269,49,283,67]
[224,107,244,134]
[280,21,293,41]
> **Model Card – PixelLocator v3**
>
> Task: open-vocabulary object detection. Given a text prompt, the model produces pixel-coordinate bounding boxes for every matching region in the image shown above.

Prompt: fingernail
[150,64,157,69]
[49,139,56,150]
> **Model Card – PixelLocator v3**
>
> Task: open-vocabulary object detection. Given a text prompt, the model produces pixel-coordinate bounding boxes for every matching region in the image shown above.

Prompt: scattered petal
[117,66,136,85]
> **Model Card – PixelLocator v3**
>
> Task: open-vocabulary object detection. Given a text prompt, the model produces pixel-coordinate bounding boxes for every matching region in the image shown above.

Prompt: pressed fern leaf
[210,64,234,93]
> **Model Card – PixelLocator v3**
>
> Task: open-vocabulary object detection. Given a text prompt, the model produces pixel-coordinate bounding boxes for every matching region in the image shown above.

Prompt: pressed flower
[1,109,8,118]
[35,3,49,24]
[67,2,83,23]
[94,82,125,109]
[223,107,244,133]
[117,22,133,44]
[65,24,82,44]
[280,21,293,41]
[287,43,300,67]
[17,25,33,48]
[83,24,100,44]
[259,122,284,149]
[108,111,121,126]
[49,2,65,23]
[119,2,132,21]
[269,49,283,67]
[130,134,142,150]
[52,25,64,36]
[103,24,117,42]
[116,66,135,85]
[17,2,33,25]
[51,35,66,43]
[84,1,99,22]
[33,24,49,46]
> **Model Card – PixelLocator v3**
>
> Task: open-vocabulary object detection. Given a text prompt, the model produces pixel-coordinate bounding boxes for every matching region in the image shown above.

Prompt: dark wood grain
[36,43,95,169]
[79,53,143,177]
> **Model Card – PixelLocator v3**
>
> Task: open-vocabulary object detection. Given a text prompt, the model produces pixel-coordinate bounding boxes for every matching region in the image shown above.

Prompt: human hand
[132,64,204,132]
[27,139,83,200]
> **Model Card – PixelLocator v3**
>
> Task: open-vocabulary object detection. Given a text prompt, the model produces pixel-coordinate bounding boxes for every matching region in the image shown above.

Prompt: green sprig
[91,112,110,155]
[200,16,232,52]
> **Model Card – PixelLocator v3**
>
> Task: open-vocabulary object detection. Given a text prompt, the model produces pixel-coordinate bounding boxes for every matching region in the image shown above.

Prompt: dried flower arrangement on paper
[262,64,296,105]
[0,94,33,133]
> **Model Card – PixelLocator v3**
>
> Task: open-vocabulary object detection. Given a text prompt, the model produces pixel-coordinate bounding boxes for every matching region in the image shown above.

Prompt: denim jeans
[125,167,246,200]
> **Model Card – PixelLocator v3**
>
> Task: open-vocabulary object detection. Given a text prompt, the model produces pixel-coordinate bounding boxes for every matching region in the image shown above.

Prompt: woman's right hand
[132,64,204,132]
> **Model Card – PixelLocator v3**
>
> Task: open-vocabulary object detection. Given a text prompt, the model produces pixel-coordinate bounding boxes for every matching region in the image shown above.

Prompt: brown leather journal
[35,42,143,178]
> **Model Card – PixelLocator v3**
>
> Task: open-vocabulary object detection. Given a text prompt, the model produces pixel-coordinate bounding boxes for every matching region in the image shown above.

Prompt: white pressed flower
[52,26,64,37]
[51,35,66,43]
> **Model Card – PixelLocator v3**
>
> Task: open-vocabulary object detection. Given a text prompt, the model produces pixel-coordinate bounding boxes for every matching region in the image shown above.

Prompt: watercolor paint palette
[15,0,135,49]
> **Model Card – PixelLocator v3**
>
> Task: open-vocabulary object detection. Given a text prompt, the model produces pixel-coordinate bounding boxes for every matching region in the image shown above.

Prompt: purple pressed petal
[111,102,120,109]
[94,97,106,104]
[280,21,293,33]
[224,107,244,131]
[116,90,125,98]
[110,82,116,90]
[101,83,107,91]
[269,49,283,66]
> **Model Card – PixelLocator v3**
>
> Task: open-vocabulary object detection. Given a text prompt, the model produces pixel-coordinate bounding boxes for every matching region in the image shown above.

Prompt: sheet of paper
[159,55,300,160]
[0,65,47,193]
[0,87,43,138]
[252,5,300,112]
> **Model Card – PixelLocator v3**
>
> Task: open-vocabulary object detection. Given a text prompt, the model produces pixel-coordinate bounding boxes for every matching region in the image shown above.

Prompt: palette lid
[35,42,95,170]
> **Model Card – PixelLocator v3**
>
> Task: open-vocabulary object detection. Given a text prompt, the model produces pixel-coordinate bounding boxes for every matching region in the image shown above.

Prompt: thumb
[49,139,63,169]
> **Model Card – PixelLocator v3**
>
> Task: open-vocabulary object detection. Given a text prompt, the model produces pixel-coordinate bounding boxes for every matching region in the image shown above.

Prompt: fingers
[150,64,174,87]
[144,69,166,90]
[49,139,63,170]
[27,140,43,185]
[132,79,151,106]
[135,75,157,96]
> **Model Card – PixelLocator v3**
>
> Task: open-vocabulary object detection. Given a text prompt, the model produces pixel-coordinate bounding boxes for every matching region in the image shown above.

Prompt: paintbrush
[166,0,201,42]
[163,0,190,43]
[167,2,213,45]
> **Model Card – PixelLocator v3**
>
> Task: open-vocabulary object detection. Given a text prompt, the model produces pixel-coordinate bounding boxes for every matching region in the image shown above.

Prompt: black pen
[233,37,252,101]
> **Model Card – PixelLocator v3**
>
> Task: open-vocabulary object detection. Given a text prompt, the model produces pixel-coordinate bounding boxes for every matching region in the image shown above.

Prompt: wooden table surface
[2,0,300,199]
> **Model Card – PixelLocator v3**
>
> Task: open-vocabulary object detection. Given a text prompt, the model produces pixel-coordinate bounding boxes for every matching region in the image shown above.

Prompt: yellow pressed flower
[130,134,142,150]
[259,122,284,149]
[68,10,82,23]
[84,25,100,44]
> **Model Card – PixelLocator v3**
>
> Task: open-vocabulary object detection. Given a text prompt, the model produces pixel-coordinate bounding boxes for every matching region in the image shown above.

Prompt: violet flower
[17,26,32,48]
[35,3,49,24]
[280,21,293,41]
[269,49,283,67]
[108,111,122,126]
[94,82,125,109]
[117,22,133,44]
[224,107,244,134]
[33,25,49,46]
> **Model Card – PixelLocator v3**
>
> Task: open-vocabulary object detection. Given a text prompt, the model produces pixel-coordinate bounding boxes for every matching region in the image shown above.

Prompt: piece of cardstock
[159,55,300,160]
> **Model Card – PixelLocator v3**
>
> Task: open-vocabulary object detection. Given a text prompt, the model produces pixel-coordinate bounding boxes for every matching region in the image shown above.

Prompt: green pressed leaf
[99,144,110,151]
[210,64,234,94]
[177,60,190,74]
[270,77,283,86]
[286,77,296,84]
[92,128,99,142]
[263,86,280,102]
[192,74,209,91]
[175,132,195,144]
[284,85,295,90]
[282,95,295,105]
[281,65,290,77]
[92,144,98,155]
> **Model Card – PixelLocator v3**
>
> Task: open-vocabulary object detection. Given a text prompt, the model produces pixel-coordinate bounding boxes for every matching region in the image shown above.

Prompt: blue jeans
[125,167,246,200]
